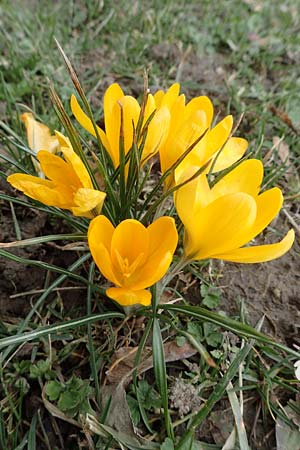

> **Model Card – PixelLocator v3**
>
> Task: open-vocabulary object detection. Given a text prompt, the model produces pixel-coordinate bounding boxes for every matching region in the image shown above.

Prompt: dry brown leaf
[101,383,136,435]
[106,340,197,385]
[272,136,294,178]
[273,136,290,164]
[269,105,299,135]
[101,340,198,437]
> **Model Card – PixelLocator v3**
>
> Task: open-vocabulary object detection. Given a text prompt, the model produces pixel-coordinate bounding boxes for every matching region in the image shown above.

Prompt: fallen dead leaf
[103,339,198,436]
[272,136,294,178]
[105,340,197,385]
[269,105,299,135]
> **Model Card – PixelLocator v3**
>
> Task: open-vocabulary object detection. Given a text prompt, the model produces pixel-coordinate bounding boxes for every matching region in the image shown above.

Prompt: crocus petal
[88,216,120,286]
[7,173,72,207]
[103,84,127,166]
[111,220,149,274]
[168,94,186,133]
[175,168,212,226]
[70,94,110,154]
[160,109,207,179]
[186,193,257,260]
[153,90,164,108]
[132,216,178,290]
[143,93,156,125]
[37,151,81,188]
[215,229,295,263]
[192,115,233,167]
[246,187,283,242]
[210,159,264,199]
[106,287,151,306]
[118,96,140,154]
[160,83,180,109]
[142,106,170,163]
[60,146,93,189]
[210,137,248,173]
[55,130,72,149]
[104,95,140,167]
[104,100,122,167]
[21,112,59,153]
[173,115,230,181]
[184,96,214,129]
[103,83,124,118]
[72,188,106,217]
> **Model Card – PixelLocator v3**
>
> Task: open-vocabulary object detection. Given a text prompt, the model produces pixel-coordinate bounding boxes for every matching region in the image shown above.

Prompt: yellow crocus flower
[88,215,178,306]
[7,131,106,218]
[175,159,294,262]
[154,83,248,188]
[21,112,59,176]
[70,83,170,168]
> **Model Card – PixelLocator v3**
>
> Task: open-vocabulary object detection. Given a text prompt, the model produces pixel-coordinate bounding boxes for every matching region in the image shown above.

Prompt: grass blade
[152,317,174,440]
[0,248,91,285]
[0,233,85,248]
[87,262,102,407]
[0,409,7,450]
[160,304,300,359]
[176,338,256,449]
[2,253,91,360]
[0,312,124,349]
[27,413,37,450]
[226,382,249,450]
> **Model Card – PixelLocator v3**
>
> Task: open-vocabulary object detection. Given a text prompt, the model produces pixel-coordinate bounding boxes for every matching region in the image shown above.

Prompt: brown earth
[215,217,300,345]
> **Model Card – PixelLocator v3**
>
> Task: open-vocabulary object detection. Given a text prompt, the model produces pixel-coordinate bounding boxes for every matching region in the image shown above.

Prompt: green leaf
[205,331,223,348]
[203,323,223,348]
[152,317,174,440]
[15,377,30,394]
[29,359,51,378]
[187,322,203,341]
[58,390,81,411]
[161,437,175,450]
[127,395,141,427]
[176,336,186,347]
[137,380,161,410]
[45,380,63,401]
[200,285,221,309]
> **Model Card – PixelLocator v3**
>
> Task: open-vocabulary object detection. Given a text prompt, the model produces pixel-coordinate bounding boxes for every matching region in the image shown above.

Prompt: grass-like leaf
[0,233,85,248]
[160,304,300,359]
[0,312,124,349]
[152,317,174,440]
[176,336,256,449]
[27,414,37,450]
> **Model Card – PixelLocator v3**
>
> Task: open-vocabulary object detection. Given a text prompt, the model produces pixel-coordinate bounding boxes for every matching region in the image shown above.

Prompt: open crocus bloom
[21,112,59,176]
[175,159,294,262]
[154,83,248,188]
[71,83,170,168]
[7,131,106,218]
[88,215,178,306]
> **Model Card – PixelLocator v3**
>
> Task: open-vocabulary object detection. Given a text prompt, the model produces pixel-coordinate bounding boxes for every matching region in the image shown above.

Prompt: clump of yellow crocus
[21,112,59,176]
[88,215,178,306]
[71,83,170,168]
[7,131,106,218]
[154,83,248,188]
[175,159,294,262]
